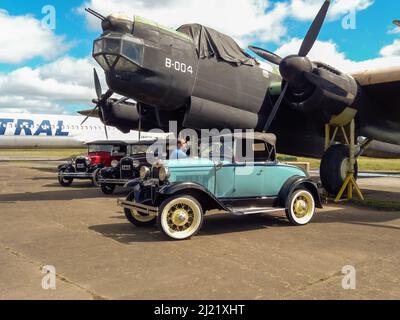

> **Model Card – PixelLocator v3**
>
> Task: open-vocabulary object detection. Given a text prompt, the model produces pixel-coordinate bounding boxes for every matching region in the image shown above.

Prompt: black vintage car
[98,139,165,194]
[57,140,129,187]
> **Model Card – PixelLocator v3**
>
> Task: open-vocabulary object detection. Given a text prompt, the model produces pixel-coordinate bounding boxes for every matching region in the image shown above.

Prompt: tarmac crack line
[282,260,374,299]
[0,242,108,300]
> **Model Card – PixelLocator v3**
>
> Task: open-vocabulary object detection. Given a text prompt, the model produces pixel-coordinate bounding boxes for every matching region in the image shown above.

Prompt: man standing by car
[171,139,189,160]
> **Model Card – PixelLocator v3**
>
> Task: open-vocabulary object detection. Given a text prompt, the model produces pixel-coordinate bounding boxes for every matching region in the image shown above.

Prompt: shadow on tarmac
[89,207,400,244]
[89,213,287,244]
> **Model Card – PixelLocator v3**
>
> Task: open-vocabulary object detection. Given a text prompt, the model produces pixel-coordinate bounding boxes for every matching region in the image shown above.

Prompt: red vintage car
[57,140,130,187]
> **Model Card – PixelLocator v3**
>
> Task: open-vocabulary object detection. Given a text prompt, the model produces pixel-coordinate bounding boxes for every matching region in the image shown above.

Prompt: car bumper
[59,172,94,179]
[117,199,159,216]
[99,178,129,186]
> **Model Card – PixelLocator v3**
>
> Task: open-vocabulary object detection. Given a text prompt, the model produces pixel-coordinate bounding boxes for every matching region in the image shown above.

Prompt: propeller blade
[98,106,109,140]
[115,96,129,105]
[81,105,99,125]
[93,68,102,100]
[298,0,330,57]
[263,82,289,132]
[104,125,109,140]
[99,90,114,105]
[248,46,282,65]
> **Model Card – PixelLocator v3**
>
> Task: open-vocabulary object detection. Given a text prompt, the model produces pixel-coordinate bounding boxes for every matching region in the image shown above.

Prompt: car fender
[124,179,148,204]
[100,167,118,178]
[124,178,142,189]
[58,163,74,172]
[91,164,104,172]
[158,182,229,212]
[278,176,323,209]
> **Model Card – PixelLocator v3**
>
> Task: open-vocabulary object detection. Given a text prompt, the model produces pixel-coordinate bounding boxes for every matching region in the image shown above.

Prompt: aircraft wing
[351,66,400,144]
[78,109,100,118]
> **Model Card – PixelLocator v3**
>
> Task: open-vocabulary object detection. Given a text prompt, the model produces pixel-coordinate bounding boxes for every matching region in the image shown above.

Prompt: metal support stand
[324,119,364,202]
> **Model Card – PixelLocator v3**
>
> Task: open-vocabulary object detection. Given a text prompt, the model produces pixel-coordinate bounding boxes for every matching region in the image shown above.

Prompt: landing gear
[320,144,358,196]
[320,119,371,201]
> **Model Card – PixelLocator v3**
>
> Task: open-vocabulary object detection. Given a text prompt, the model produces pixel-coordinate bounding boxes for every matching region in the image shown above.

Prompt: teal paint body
[165,158,307,198]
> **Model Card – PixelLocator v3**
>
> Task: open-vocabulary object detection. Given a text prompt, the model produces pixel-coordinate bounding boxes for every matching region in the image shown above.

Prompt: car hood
[163,158,217,168]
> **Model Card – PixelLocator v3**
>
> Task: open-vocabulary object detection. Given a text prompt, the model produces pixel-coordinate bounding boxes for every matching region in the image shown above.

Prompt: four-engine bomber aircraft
[85,0,400,195]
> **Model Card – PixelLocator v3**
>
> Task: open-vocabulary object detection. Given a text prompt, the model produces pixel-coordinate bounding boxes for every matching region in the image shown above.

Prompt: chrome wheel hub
[167,204,194,231]
[293,193,313,219]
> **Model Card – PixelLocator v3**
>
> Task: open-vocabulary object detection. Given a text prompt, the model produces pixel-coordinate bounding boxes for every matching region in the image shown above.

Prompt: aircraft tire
[320,144,358,196]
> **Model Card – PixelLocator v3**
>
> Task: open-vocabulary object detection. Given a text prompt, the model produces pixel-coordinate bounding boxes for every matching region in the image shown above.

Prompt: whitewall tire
[158,195,204,240]
[286,189,315,226]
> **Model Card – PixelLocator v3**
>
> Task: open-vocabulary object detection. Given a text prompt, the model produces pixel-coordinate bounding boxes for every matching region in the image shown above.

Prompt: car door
[232,138,267,198]
[199,139,235,198]
[214,162,235,198]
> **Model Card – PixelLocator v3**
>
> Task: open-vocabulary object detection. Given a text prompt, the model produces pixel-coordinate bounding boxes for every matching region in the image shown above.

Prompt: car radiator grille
[120,158,135,180]
[75,158,87,172]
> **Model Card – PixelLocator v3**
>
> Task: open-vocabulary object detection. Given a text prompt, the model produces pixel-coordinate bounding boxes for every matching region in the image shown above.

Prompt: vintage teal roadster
[118,133,323,240]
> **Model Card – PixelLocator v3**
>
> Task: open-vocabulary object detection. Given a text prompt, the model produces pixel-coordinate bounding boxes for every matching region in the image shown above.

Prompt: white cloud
[0,56,107,114]
[0,96,65,114]
[77,0,376,47]
[0,10,70,64]
[289,0,374,21]
[380,39,400,57]
[79,0,290,45]
[387,26,400,35]
[275,38,400,73]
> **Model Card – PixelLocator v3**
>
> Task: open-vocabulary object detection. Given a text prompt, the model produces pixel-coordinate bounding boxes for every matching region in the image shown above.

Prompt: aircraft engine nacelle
[101,100,161,133]
[284,62,360,123]
[183,96,262,130]
[101,100,140,133]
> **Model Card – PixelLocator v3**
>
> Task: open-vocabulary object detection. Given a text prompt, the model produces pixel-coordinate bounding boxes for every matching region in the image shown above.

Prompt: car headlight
[111,160,119,168]
[140,166,150,179]
[85,157,91,166]
[159,166,170,182]
[132,160,140,168]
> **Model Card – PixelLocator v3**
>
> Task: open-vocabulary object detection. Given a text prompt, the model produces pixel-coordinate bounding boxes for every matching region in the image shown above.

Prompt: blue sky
[0,0,399,115]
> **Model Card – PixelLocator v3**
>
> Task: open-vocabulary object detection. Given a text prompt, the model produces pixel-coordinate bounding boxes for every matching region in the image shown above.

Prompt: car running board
[231,207,285,216]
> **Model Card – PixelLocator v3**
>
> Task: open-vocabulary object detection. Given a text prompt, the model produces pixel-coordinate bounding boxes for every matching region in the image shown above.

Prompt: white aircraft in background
[0,112,160,148]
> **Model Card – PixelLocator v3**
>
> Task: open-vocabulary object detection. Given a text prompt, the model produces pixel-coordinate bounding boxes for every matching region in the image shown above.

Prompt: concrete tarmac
[0,162,399,300]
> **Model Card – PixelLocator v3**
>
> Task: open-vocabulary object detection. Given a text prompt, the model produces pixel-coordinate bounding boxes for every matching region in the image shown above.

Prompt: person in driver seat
[171,139,189,160]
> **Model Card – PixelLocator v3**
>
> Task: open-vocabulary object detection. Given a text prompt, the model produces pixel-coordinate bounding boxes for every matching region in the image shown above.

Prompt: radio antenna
[85,8,107,22]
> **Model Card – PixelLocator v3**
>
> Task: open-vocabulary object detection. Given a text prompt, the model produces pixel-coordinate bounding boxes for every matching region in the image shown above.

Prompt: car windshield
[235,139,276,163]
[200,138,233,162]
[129,144,150,155]
[111,145,127,156]
[88,145,113,153]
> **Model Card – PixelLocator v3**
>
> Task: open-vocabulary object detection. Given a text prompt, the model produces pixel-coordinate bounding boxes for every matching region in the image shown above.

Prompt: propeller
[249,0,331,131]
[81,68,114,139]
[247,46,282,65]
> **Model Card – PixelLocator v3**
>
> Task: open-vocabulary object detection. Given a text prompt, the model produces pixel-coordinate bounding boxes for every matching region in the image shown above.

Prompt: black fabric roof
[177,24,258,66]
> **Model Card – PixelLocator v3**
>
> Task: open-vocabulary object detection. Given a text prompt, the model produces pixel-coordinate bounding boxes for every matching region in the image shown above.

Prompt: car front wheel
[285,189,315,226]
[92,169,101,187]
[158,195,204,241]
[58,169,73,187]
[124,192,156,227]
[101,184,116,195]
